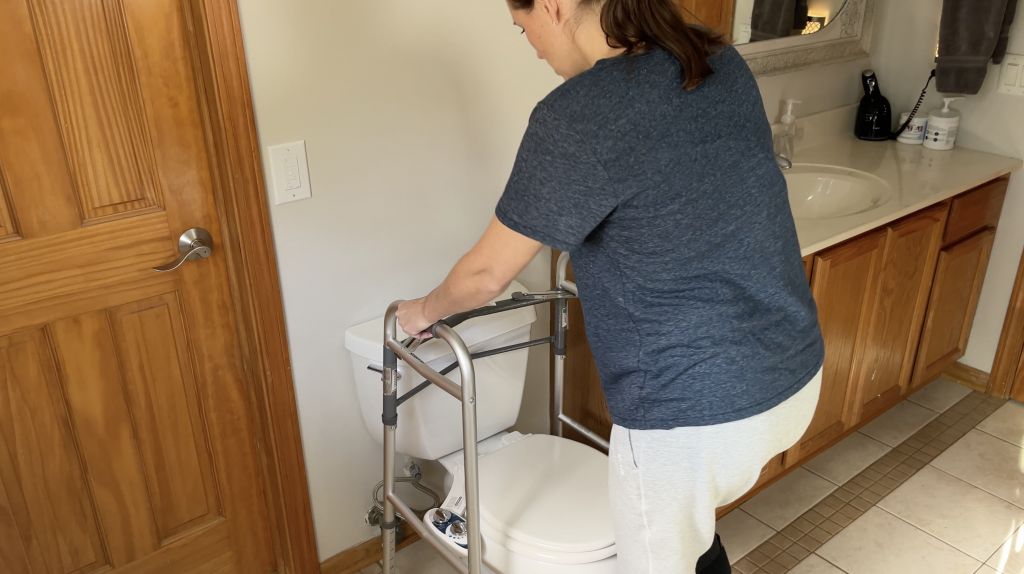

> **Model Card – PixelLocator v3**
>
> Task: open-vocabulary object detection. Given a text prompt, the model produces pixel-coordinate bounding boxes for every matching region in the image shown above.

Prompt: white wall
[237,1,877,560]
[236,1,560,559]
[871,0,1024,373]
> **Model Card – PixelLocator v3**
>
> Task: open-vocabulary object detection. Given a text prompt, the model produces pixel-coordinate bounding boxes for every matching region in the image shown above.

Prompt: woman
[396,0,825,572]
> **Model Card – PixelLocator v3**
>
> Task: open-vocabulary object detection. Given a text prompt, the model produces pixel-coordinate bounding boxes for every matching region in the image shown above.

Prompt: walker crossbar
[396,336,555,407]
[379,252,599,573]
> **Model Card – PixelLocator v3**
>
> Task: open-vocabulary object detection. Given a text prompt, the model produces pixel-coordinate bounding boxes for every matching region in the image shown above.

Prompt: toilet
[344,281,617,573]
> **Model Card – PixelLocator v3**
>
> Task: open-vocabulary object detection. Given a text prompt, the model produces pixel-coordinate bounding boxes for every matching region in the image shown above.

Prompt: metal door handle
[154,227,213,272]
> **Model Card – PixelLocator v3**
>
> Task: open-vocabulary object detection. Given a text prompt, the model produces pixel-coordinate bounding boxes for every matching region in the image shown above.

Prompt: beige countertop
[789,135,1022,257]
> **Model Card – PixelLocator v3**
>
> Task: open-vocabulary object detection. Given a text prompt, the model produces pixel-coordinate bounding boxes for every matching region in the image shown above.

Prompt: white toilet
[344,281,617,573]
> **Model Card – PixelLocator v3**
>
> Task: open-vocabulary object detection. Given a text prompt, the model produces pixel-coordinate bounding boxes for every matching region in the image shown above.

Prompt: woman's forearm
[422,255,508,323]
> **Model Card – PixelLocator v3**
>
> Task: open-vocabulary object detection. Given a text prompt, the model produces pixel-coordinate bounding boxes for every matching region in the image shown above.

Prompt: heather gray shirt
[496,46,824,429]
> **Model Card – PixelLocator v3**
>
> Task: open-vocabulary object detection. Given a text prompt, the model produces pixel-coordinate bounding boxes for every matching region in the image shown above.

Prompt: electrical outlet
[998,54,1024,96]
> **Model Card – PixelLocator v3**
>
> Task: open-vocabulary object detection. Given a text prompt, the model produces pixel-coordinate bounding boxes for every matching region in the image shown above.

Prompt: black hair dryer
[855,70,893,141]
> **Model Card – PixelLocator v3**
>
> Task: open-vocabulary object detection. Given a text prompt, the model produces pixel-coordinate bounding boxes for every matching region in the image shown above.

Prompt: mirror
[732,0,850,44]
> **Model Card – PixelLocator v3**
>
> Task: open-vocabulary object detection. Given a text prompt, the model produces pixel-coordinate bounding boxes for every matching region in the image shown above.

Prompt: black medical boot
[695,534,731,573]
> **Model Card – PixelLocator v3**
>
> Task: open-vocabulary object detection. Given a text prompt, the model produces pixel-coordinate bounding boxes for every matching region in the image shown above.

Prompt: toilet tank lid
[344,281,537,365]
[478,434,615,555]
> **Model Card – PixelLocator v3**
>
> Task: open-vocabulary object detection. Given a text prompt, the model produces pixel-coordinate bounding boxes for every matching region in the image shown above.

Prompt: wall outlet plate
[998,54,1024,96]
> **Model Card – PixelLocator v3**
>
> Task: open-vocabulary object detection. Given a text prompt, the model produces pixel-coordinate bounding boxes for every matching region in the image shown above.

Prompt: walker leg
[552,297,568,437]
[382,349,399,573]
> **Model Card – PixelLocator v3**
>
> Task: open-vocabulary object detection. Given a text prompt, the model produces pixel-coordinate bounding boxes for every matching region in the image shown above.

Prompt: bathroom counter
[790,136,1022,257]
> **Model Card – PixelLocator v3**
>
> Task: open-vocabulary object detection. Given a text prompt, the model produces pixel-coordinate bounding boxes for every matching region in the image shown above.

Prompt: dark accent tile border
[732,391,1006,574]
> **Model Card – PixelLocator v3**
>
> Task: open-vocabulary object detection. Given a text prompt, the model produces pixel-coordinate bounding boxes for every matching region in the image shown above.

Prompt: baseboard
[944,362,990,393]
[320,527,421,574]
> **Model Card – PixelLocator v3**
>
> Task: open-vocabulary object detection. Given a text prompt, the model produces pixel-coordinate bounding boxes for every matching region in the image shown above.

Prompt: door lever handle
[154,227,213,273]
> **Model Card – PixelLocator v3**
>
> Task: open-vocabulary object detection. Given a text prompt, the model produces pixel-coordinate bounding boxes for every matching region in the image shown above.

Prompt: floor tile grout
[873,504,988,564]
[984,523,1024,572]
[801,465,844,487]
[728,387,1009,573]
[813,552,851,573]
[929,462,1024,512]
[924,462,1024,511]
[973,424,1024,449]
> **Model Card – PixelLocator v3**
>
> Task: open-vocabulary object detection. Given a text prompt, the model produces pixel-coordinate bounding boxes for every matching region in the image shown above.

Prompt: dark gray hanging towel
[750,0,809,42]
[937,0,1019,94]
[994,0,1020,63]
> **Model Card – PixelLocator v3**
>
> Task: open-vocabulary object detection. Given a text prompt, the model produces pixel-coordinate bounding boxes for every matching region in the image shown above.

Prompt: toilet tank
[344,282,538,460]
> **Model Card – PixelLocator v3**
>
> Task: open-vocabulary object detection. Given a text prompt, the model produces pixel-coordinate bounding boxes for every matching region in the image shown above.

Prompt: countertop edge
[797,161,1021,258]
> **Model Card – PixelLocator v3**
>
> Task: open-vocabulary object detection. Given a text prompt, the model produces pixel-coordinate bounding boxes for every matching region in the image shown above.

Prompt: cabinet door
[856,205,947,421]
[790,231,886,462]
[678,0,735,39]
[912,229,996,388]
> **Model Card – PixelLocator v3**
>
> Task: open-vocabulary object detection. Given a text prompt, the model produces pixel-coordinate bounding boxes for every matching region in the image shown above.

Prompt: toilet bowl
[344,282,617,573]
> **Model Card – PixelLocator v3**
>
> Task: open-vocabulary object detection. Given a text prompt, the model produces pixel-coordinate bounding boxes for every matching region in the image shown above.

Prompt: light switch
[998,54,1024,96]
[268,140,312,204]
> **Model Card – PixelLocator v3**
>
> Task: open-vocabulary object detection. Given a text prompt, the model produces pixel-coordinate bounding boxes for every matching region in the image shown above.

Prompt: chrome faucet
[774,98,801,171]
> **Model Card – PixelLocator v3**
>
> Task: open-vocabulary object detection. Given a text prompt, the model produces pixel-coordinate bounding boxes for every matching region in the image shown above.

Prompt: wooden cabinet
[678,0,735,39]
[912,229,997,388]
[910,179,1008,389]
[854,204,947,421]
[789,230,886,461]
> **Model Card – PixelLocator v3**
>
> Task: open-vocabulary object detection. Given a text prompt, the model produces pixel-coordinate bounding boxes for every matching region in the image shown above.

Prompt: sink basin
[785,164,892,219]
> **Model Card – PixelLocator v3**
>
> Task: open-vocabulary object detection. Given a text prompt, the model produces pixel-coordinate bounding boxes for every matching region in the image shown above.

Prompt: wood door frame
[990,247,1024,400]
[185,2,319,572]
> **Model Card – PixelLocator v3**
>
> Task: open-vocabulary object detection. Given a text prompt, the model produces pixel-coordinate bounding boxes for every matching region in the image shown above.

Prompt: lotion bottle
[923,97,964,151]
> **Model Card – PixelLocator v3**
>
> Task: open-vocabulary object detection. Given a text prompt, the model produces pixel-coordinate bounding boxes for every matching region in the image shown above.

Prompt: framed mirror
[679,0,875,75]
[732,0,850,45]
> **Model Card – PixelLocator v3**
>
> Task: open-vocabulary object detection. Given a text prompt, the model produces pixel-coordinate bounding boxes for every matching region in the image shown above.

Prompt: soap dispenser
[775,99,802,163]
[923,97,963,151]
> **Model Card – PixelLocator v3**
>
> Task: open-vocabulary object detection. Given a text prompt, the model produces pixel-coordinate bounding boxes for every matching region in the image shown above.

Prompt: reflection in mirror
[732,0,849,44]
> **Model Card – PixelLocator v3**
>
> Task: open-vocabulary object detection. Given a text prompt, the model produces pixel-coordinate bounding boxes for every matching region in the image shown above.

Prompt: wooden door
[0,1,276,573]
[855,204,947,422]
[912,230,997,388]
[678,0,735,39]
[790,230,885,461]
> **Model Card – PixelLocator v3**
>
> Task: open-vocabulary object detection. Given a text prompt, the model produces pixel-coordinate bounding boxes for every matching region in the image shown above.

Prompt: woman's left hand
[396,297,435,339]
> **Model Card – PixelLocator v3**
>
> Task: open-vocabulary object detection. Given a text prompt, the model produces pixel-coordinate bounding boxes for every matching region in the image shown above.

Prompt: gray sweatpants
[608,369,823,573]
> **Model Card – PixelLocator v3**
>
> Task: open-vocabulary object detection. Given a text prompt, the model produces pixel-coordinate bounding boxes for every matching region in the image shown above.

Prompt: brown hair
[508,0,727,90]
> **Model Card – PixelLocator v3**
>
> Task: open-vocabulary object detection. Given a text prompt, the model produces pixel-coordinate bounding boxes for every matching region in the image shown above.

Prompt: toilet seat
[477,434,616,565]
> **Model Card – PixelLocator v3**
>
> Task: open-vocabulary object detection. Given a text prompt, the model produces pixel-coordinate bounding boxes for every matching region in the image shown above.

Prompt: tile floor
[369,377,1024,573]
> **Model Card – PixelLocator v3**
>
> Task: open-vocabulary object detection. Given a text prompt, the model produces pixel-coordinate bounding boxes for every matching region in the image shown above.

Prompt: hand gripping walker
[378,253,608,574]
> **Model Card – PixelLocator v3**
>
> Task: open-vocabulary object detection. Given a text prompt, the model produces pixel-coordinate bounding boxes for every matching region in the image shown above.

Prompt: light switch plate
[998,54,1024,96]
[268,140,312,205]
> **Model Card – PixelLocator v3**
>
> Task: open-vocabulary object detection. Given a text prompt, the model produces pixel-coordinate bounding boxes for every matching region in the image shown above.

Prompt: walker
[378,253,608,573]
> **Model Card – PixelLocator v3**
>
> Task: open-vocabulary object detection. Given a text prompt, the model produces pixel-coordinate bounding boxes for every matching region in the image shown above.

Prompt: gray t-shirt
[496,45,824,430]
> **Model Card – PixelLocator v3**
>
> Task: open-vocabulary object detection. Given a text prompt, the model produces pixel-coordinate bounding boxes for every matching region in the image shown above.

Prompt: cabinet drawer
[944,178,1008,246]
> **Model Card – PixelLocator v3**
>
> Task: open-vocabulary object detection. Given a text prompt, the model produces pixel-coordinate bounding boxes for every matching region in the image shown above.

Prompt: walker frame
[378,252,605,573]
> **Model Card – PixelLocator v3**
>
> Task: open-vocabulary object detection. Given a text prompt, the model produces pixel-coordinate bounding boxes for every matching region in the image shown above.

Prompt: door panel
[0,165,16,240]
[0,0,275,571]
[109,294,221,541]
[30,0,163,223]
[49,311,163,565]
[0,330,107,574]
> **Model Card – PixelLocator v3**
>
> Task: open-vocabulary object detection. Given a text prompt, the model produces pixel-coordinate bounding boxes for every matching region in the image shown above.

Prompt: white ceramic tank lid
[344,281,536,365]
[478,434,615,555]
